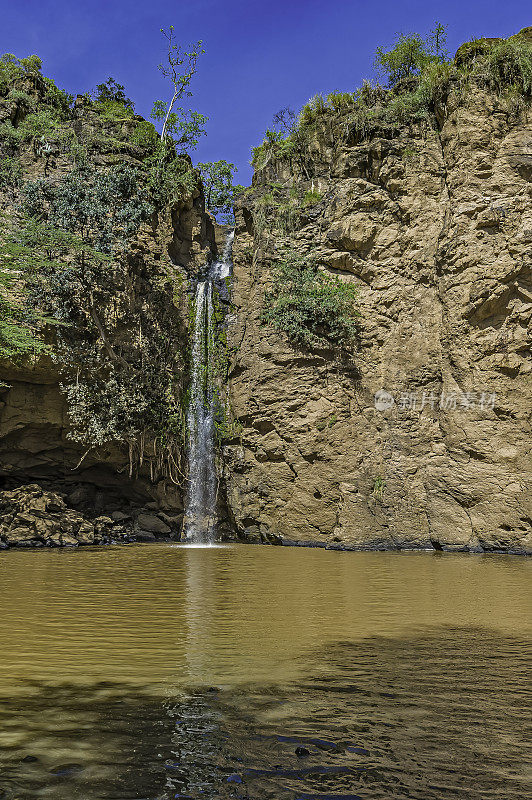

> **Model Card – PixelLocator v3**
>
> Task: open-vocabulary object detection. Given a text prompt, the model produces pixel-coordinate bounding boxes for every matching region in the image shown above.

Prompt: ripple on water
[0,547,530,798]
[0,628,530,799]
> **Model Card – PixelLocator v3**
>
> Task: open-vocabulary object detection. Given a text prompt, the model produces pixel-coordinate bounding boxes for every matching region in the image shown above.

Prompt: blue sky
[1,0,530,184]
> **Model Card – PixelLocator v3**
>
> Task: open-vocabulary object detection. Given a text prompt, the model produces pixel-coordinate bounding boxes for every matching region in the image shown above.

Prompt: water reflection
[0,629,530,799]
[0,546,529,798]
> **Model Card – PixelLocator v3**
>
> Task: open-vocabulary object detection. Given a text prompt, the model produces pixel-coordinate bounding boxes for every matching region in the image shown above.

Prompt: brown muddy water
[0,543,530,800]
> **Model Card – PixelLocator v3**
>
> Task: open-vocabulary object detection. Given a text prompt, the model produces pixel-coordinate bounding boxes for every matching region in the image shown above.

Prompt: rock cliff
[223,30,532,553]
[1,34,531,553]
[0,64,215,545]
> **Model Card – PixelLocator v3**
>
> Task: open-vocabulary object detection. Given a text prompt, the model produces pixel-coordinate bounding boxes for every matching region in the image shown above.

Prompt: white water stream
[183,231,234,543]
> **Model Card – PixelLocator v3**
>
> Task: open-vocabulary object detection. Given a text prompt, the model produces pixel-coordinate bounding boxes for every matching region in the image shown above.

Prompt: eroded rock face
[224,84,532,554]
[0,485,131,547]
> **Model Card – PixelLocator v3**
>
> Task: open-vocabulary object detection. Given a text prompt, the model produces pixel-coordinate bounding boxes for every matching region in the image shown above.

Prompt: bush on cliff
[263,249,358,350]
[0,53,42,94]
[481,38,532,96]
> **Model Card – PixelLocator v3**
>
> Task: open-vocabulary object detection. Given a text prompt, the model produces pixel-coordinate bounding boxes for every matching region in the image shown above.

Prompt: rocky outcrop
[0,483,185,548]
[0,484,131,547]
[223,40,532,553]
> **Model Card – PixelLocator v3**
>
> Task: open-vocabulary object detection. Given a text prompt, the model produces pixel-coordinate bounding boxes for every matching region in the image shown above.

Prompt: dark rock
[136,513,171,535]
[157,512,183,528]
[135,530,156,542]
[111,510,130,522]
[295,746,310,757]
[66,485,94,506]
[49,763,83,776]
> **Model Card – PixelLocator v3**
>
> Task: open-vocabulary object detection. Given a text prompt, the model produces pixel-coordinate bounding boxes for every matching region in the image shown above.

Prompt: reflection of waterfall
[183,232,234,543]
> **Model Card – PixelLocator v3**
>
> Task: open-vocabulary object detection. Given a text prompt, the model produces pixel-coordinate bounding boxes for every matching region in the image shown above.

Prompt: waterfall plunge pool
[0,544,530,800]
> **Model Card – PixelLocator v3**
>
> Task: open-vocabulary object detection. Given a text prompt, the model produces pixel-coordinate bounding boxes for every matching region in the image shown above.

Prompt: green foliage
[427,22,449,61]
[251,129,286,169]
[0,214,72,362]
[302,189,322,207]
[151,28,207,153]
[299,93,328,126]
[43,77,73,111]
[130,119,159,151]
[455,38,496,67]
[263,249,358,350]
[22,163,153,253]
[0,156,22,188]
[0,71,73,150]
[6,88,33,107]
[147,155,197,207]
[252,185,300,236]
[326,91,357,112]
[249,23,465,167]
[0,53,42,94]
[373,476,386,500]
[374,23,447,87]
[94,99,135,121]
[197,159,240,223]
[151,101,207,152]
[482,38,532,95]
[316,414,338,430]
[0,122,22,154]
[94,77,133,110]
[8,180,185,459]
[18,106,71,142]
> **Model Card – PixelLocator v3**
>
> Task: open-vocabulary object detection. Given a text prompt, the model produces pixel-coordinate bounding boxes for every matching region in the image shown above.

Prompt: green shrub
[302,189,322,207]
[0,53,42,94]
[148,156,197,207]
[94,77,134,110]
[0,306,48,361]
[373,476,386,499]
[374,24,447,87]
[251,129,285,169]
[455,38,497,68]
[17,107,68,141]
[43,77,73,112]
[326,91,356,112]
[483,39,532,95]
[94,99,135,121]
[0,215,56,362]
[0,122,22,152]
[130,119,159,151]
[299,93,328,126]
[6,88,33,107]
[0,156,22,188]
[263,249,358,349]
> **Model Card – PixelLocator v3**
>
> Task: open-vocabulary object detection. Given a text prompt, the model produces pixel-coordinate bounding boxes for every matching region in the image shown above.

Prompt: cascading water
[183,231,234,543]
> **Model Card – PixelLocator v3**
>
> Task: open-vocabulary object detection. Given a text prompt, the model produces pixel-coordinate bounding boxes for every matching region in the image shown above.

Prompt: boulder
[136,513,171,535]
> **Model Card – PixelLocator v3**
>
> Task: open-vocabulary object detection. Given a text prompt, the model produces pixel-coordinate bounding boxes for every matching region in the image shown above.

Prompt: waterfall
[183,231,234,543]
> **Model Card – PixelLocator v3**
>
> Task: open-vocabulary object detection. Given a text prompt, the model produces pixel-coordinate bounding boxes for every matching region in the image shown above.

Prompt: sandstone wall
[224,85,532,553]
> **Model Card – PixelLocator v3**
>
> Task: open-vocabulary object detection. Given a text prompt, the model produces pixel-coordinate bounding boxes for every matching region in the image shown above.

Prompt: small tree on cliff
[151,27,207,153]
[375,23,448,87]
[197,160,243,224]
[95,77,134,110]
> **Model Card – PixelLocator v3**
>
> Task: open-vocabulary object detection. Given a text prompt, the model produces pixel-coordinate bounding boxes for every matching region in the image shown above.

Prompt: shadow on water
[0,627,530,800]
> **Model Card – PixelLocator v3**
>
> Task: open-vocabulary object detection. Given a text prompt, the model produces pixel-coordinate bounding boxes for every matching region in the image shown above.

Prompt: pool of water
[0,544,530,799]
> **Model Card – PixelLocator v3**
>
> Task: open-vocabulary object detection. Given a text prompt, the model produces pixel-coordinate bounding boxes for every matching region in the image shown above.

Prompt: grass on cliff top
[251,30,532,171]
[263,248,358,351]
